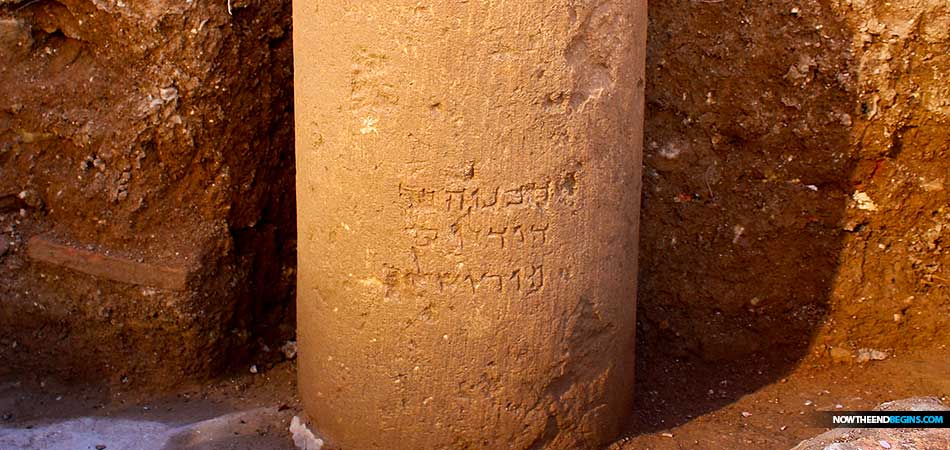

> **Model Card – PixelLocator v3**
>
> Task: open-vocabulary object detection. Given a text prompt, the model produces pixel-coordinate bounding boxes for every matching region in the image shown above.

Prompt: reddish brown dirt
[635,0,949,433]
[620,350,950,449]
[0,0,296,386]
[2,353,946,450]
[0,0,947,447]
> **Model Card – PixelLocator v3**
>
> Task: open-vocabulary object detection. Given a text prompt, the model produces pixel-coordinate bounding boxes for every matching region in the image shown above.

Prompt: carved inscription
[404,222,548,250]
[383,264,544,296]
[399,181,552,213]
[387,176,570,297]
[405,225,439,247]
[399,180,554,252]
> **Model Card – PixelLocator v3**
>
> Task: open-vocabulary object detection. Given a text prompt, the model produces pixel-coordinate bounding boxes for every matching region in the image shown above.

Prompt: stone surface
[791,398,950,450]
[0,408,291,450]
[295,1,646,449]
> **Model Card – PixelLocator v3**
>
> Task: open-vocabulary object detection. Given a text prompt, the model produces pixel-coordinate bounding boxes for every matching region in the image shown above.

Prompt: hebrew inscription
[398,181,554,213]
[404,222,549,250]
[386,176,571,297]
[383,263,544,296]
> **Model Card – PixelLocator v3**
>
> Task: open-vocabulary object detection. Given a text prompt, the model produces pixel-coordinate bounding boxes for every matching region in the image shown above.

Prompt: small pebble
[249,365,259,374]
[661,433,674,438]
[282,340,298,359]
[879,440,891,449]
[741,411,752,418]
[96,445,106,450]
[805,400,814,406]
[159,86,179,102]
[857,348,888,363]
[17,189,42,208]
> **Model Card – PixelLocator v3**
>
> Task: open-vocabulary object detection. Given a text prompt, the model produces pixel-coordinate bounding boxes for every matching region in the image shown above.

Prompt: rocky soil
[0,0,296,386]
[0,0,946,448]
[1,354,948,450]
[637,0,949,419]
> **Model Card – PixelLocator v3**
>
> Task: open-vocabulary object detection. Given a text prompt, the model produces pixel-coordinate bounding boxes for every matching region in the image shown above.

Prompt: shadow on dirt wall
[5,0,944,441]
[630,0,859,433]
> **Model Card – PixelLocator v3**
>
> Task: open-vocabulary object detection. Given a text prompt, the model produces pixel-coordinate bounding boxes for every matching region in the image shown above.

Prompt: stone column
[294,1,646,449]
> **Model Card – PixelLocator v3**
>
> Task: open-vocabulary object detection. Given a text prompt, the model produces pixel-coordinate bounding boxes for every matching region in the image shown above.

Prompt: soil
[0,0,947,448]
[2,351,947,450]
[637,0,949,423]
[0,0,297,386]
[622,350,950,449]
[0,361,302,450]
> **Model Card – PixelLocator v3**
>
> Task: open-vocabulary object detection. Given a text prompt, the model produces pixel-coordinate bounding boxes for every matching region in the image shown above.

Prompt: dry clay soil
[0,0,949,449]
[0,353,948,450]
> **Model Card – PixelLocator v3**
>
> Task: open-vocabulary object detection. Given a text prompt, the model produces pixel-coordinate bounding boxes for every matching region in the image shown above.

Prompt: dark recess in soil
[0,1,947,448]
[630,0,949,438]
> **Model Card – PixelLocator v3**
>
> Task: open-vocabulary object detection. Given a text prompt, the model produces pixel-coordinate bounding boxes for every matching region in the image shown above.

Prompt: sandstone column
[294,2,646,449]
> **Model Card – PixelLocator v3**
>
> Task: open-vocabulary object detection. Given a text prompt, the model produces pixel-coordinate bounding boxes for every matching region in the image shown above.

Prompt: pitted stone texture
[295,1,646,449]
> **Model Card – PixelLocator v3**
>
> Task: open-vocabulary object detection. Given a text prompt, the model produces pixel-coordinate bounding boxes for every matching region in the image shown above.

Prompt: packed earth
[0,0,947,449]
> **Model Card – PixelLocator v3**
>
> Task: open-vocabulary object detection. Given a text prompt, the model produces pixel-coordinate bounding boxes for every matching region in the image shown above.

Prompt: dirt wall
[0,0,945,400]
[636,0,949,424]
[0,0,295,386]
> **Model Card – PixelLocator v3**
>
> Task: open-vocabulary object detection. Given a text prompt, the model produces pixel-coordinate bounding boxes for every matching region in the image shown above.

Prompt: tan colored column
[294,2,646,449]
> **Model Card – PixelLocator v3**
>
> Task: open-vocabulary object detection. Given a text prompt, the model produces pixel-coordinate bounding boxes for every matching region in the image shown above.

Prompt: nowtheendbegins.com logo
[817,412,949,428]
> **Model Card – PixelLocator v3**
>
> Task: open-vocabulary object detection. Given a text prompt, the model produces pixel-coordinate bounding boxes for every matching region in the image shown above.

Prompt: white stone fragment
[852,191,879,211]
[290,416,324,450]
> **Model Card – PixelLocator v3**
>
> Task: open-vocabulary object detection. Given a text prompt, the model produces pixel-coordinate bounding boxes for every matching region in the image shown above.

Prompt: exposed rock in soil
[0,0,295,386]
